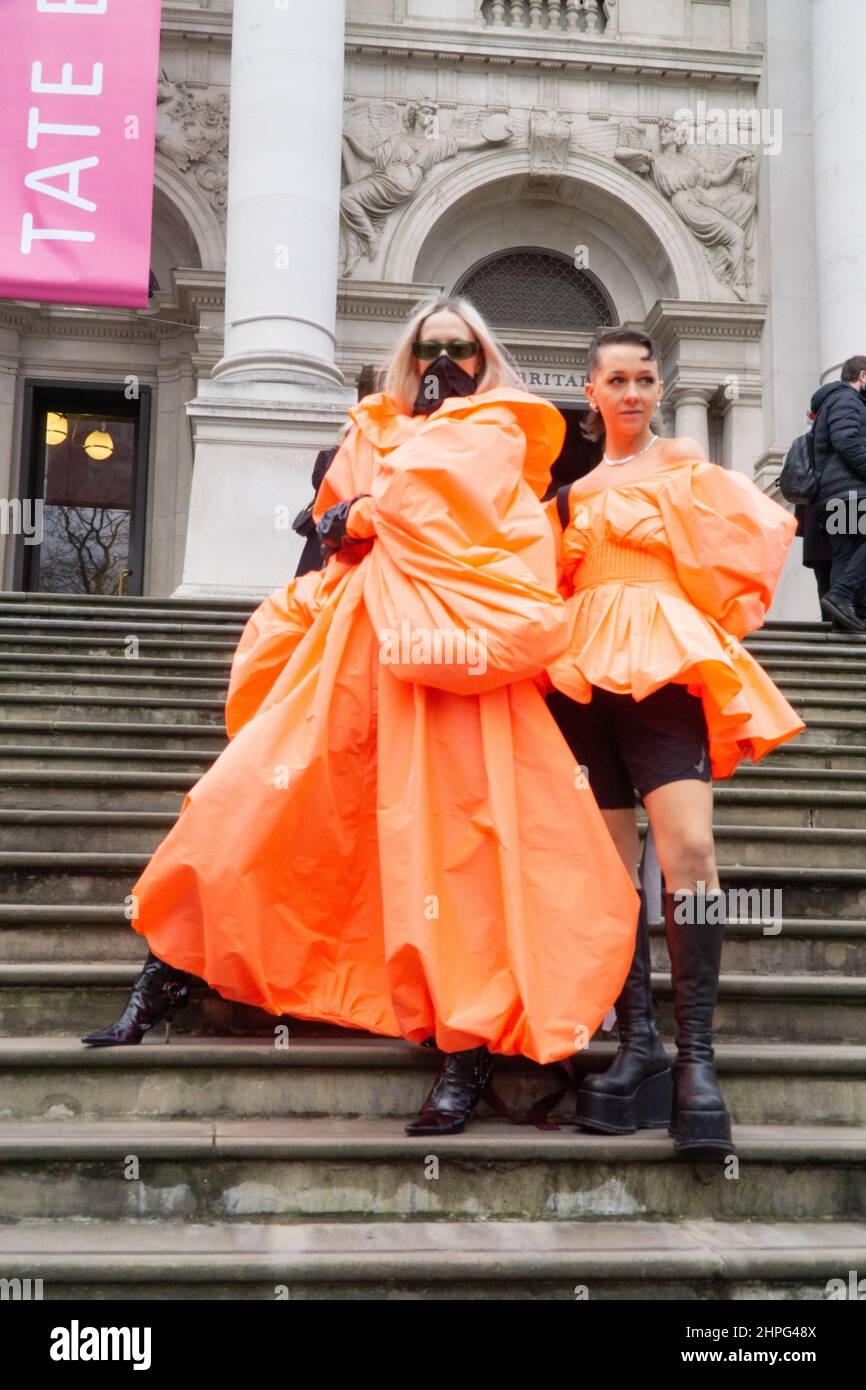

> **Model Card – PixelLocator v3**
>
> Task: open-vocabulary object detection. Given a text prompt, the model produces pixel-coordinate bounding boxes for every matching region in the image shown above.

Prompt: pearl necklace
[603,432,658,467]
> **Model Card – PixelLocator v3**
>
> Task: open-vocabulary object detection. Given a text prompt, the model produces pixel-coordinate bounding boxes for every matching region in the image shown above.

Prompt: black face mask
[412,355,478,416]
[859,384,866,403]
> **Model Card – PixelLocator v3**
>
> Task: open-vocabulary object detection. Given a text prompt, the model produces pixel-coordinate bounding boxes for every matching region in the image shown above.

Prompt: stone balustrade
[480,0,610,33]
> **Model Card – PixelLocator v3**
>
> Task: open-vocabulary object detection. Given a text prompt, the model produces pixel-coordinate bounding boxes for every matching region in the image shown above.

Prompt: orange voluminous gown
[547,442,805,777]
[127,389,639,1065]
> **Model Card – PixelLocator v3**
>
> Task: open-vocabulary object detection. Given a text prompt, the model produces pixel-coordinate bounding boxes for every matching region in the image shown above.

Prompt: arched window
[454,247,615,331]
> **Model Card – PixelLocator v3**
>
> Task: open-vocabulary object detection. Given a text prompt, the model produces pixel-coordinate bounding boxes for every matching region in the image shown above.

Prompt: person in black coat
[811,355,866,632]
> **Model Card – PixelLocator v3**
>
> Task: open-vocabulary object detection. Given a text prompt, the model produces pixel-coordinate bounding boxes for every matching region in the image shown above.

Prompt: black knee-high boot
[576,888,673,1134]
[663,889,735,1156]
[81,950,189,1047]
[404,1045,492,1136]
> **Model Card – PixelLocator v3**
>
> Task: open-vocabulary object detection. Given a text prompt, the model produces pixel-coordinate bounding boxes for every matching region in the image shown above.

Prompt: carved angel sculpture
[615,118,758,299]
[340,99,513,275]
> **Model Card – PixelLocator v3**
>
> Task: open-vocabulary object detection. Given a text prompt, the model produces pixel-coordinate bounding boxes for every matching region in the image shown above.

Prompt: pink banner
[0,0,162,309]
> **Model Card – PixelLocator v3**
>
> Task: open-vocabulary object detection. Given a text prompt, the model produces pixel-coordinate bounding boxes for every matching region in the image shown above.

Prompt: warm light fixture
[84,425,114,462]
[45,411,68,446]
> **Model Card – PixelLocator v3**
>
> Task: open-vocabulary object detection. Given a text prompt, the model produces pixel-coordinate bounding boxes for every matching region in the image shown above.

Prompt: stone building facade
[0,0,862,618]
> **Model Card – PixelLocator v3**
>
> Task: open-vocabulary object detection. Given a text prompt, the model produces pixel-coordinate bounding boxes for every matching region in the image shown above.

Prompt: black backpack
[779,415,821,505]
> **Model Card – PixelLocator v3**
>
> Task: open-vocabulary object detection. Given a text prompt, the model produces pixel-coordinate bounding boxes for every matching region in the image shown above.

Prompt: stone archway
[153,155,225,274]
[383,146,713,309]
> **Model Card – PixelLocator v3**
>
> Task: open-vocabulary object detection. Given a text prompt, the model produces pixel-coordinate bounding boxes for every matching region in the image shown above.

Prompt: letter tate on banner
[0,1,162,308]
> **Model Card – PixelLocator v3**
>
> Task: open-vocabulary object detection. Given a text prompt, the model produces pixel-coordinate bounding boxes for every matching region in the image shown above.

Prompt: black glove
[315,494,372,554]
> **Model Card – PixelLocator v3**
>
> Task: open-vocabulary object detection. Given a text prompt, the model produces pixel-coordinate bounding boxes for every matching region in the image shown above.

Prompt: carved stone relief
[156,77,230,221]
[340,97,514,276]
[528,109,573,175]
[612,118,759,300]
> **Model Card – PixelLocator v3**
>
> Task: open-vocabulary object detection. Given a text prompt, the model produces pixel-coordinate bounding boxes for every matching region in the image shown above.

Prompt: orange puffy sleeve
[657,462,797,640]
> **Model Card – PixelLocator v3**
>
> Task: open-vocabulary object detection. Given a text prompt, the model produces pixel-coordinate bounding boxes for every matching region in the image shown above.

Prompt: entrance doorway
[15,382,151,596]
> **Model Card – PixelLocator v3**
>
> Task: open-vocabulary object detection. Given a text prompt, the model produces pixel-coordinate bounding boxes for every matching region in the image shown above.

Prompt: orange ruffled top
[126,388,640,1065]
[546,443,805,779]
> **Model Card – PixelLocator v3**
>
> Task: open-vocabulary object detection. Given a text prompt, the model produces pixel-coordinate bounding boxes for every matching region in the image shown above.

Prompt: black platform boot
[663,889,735,1157]
[81,950,189,1047]
[404,1045,492,1136]
[576,889,673,1134]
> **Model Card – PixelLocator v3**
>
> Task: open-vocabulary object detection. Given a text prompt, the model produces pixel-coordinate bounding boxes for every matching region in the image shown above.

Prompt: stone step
[0,745,214,778]
[0,769,189,811]
[663,823,866,870]
[712,868,866,921]
[0,672,227,699]
[764,742,866,769]
[0,733,223,767]
[1,965,863,1043]
[0,591,256,618]
[2,1215,863,1299]
[0,1119,862,1226]
[5,907,866,974]
[1,1037,864,1127]
[2,853,864,911]
[0,650,232,677]
[761,661,866,683]
[0,811,176,853]
[762,670,866,688]
[7,804,866,855]
[0,694,225,727]
[746,636,866,658]
[712,788,866,829]
[0,635,238,660]
[787,702,866,728]
[736,765,866,791]
[1,649,853,692]
[0,614,246,641]
[0,722,224,752]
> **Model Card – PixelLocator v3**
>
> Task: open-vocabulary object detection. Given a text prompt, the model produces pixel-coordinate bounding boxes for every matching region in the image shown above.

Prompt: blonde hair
[382,295,523,414]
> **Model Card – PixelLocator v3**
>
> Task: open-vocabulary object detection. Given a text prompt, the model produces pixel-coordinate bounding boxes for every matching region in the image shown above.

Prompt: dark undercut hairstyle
[582,328,664,443]
[841,355,866,383]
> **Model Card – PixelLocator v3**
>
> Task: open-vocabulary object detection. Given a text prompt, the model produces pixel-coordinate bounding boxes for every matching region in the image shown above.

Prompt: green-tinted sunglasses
[412,339,480,362]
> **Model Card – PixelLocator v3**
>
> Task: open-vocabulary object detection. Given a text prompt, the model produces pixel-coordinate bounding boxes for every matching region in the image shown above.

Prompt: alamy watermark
[0,498,42,544]
[673,101,783,157]
[825,492,866,536]
[673,880,783,936]
[379,621,489,677]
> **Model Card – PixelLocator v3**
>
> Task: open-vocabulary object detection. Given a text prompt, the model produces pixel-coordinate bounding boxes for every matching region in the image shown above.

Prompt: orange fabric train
[129,389,639,1064]
[546,446,805,778]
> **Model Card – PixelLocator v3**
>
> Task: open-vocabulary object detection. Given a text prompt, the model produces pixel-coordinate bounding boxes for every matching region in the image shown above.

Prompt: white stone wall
[0,0,850,617]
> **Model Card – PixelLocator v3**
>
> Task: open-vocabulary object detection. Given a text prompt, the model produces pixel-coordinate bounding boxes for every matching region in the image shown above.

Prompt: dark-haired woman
[546,329,804,1156]
[82,296,639,1139]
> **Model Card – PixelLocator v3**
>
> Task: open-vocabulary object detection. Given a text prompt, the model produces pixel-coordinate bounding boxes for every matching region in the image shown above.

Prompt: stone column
[672,387,712,457]
[177,0,353,599]
[812,0,866,381]
[719,385,764,478]
[212,0,346,390]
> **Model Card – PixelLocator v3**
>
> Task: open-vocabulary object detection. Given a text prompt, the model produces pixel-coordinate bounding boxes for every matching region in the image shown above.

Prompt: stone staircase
[0,592,864,1298]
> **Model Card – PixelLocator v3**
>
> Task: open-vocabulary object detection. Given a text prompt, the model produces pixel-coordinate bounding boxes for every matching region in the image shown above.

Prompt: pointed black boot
[663,889,735,1158]
[81,950,189,1047]
[576,889,673,1134]
[404,1045,492,1136]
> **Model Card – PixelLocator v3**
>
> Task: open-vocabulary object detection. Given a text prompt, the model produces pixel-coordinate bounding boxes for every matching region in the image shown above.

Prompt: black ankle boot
[404,1045,492,1136]
[81,950,189,1047]
[663,889,735,1157]
[576,889,673,1134]
[820,593,866,633]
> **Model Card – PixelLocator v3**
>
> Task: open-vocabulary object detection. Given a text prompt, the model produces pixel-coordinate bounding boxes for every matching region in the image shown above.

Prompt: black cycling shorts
[547,682,712,809]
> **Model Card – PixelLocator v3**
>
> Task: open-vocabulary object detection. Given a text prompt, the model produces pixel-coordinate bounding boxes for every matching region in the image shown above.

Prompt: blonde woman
[83,297,638,1138]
